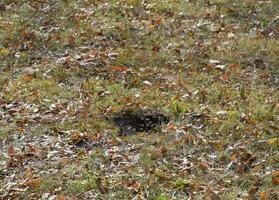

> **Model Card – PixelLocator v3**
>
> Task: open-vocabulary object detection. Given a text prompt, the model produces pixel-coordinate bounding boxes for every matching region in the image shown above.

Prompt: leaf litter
[0,1,279,199]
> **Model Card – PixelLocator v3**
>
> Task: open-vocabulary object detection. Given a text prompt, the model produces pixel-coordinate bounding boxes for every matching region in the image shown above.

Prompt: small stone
[143,80,152,85]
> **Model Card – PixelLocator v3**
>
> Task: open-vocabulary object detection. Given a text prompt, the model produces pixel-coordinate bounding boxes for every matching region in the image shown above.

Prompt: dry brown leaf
[24,177,41,189]
[7,145,17,157]
[198,162,209,170]
[26,143,38,154]
[21,73,33,83]
[151,150,160,160]
[208,140,224,150]
[111,65,129,72]
[165,124,177,131]
[129,181,140,191]
[151,18,161,25]
[16,119,26,127]
[159,146,168,154]
[54,194,66,200]
[220,74,229,81]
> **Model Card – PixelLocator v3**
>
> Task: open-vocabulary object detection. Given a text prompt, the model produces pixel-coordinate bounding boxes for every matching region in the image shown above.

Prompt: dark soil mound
[111,110,169,135]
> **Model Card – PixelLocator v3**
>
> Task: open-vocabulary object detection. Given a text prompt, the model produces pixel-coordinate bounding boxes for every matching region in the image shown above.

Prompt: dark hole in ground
[111,110,169,135]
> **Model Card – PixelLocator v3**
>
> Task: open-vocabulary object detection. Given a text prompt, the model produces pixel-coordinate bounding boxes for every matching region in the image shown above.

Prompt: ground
[0,0,278,199]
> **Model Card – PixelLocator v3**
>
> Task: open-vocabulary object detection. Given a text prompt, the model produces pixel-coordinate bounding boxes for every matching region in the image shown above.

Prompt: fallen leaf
[220,74,229,81]
[129,181,140,191]
[54,194,66,200]
[229,153,237,161]
[267,138,278,145]
[198,162,209,170]
[21,73,33,83]
[26,143,38,154]
[7,145,17,157]
[271,171,279,185]
[259,192,267,200]
[0,48,9,56]
[111,65,129,72]
[151,150,160,160]
[24,177,42,189]
[151,18,161,25]
[165,124,177,131]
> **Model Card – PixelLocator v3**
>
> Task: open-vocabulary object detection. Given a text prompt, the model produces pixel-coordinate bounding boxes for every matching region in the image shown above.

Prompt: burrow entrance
[111,109,169,135]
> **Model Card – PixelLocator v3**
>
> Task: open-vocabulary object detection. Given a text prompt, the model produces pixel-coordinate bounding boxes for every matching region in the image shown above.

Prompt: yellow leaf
[0,48,9,56]
[267,138,278,145]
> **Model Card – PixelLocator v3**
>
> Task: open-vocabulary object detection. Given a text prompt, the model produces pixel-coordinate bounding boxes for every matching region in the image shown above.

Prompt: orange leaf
[272,171,279,185]
[129,181,140,191]
[17,127,25,134]
[229,153,237,161]
[54,194,66,200]
[151,18,161,25]
[220,74,229,81]
[111,65,129,72]
[165,124,177,131]
[259,192,267,200]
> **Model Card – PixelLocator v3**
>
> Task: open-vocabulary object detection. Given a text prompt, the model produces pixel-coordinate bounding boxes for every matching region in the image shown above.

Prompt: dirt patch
[111,110,169,135]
